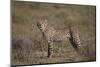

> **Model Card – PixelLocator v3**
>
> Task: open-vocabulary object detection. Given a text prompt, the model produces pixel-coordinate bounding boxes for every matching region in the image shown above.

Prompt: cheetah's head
[37,19,48,32]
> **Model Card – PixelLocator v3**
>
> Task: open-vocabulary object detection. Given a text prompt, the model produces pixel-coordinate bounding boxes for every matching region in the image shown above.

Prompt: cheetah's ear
[44,19,47,23]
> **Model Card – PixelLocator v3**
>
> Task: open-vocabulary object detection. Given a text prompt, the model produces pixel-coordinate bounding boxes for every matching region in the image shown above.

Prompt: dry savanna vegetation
[12,0,96,66]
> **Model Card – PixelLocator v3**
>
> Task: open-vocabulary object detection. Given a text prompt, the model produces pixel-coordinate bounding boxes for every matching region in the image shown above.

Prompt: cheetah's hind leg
[69,27,81,51]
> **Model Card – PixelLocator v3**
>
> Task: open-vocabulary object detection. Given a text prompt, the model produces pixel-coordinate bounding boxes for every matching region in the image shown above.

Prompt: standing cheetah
[36,18,81,58]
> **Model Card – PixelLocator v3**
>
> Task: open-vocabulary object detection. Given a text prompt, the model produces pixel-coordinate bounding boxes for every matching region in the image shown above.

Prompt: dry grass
[11,1,96,66]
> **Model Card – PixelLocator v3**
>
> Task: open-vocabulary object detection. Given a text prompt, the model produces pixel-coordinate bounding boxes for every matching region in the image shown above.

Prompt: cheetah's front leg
[48,41,54,58]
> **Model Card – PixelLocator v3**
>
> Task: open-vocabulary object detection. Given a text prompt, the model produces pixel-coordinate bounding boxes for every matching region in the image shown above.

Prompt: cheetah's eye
[37,22,41,27]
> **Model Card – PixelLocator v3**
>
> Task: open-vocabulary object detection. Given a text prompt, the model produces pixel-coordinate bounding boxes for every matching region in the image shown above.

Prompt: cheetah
[36,18,81,58]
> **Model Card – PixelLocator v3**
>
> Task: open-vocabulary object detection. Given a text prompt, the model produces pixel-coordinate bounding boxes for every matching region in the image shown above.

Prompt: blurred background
[12,0,96,66]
